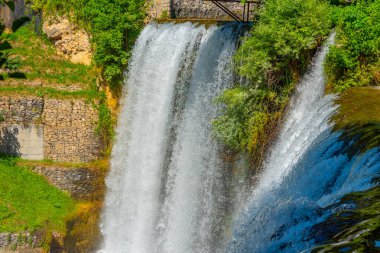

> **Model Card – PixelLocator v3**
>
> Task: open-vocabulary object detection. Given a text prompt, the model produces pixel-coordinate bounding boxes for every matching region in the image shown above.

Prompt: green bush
[235,0,331,85]
[33,0,146,89]
[95,93,114,146]
[4,56,21,71]
[213,0,331,153]
[326,0,380,92]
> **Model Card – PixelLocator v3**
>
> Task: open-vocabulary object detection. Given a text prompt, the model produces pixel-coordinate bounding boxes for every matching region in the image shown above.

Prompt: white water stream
[247,33,337,205]
[99,24,380,253]
[99,23,242,253]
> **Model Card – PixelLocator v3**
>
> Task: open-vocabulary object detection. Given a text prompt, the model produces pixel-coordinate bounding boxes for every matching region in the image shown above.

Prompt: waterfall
[99,22,243,253]
[228,33,380,252]
[99,22,380,253]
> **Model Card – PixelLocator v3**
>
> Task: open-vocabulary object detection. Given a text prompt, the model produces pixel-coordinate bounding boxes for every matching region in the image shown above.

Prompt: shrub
[4,56,21,71]
[213,0,332,155]
[235,0,331,85]
[95,93,113,146]
[326,0,380,92]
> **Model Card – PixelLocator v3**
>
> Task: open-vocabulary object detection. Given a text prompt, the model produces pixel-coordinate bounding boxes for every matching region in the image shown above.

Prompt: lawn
[0,156,75,233]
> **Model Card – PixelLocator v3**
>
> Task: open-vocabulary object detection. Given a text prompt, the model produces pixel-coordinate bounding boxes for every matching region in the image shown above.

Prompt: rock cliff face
[43,17,92,66]
[0,96,101,163]
[0,0,30,29]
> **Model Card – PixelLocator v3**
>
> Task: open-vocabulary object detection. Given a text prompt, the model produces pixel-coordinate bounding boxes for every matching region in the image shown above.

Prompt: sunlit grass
[0,156,75,233]
[1,24,97,89]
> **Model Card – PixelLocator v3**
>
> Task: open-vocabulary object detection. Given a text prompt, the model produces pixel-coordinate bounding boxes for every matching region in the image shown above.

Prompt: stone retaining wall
[149,0,171,19]
[43,99,100,162]
[149,0,258,20]
[0,232,42,252]
[32,165,102,200]
[0,96,101,163]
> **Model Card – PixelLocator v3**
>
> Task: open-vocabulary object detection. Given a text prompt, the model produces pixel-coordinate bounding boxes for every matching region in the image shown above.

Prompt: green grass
[1,24,97,89]
[0,156,75,233]
[0,85,99,99]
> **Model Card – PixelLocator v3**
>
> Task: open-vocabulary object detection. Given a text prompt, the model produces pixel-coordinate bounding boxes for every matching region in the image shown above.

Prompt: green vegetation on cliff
[0,156,74,233]
[33,0,146,89]
[2,24,96,88]
[326,0,380,92]
[213,0,331,158]
[213,0,379,161]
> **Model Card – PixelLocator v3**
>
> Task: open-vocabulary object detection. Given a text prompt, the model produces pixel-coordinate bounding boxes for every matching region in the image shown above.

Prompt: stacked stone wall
[32,165,102,200]
[0,232,43,252]
[148,0,171,19]
[0,96,101,163]
[43,99,100,162]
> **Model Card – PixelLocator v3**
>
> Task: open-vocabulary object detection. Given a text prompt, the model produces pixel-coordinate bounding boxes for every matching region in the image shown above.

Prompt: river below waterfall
[99,23,380,253]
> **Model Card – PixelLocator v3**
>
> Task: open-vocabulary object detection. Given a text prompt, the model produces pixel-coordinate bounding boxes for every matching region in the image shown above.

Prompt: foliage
[235,0,331,85]
[33,0,146,89]
[213,86,287,152]
[4,56,21,71]
[95,93,114,146]
[0,155,75,233]
[326,0,380,92]
[213,0,331,154]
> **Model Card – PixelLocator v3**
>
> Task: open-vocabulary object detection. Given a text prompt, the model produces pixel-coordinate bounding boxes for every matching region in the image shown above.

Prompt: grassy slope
[0,24,98,98]
[0,23,113,142]
[0,158,75,233]
[0,25,100,234]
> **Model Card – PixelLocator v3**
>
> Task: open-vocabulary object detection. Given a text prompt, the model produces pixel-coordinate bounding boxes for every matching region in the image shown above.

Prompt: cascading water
[99,21,380,253]
[99,22,243,253]
[228,33,380,252]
